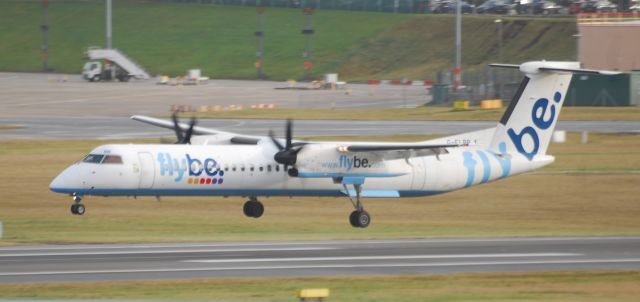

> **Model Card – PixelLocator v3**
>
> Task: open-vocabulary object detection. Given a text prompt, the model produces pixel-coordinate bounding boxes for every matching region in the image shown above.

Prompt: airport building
[577,13,640,106]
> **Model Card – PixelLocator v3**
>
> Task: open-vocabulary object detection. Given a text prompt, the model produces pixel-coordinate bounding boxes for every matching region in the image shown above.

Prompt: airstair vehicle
[82,47,150,82]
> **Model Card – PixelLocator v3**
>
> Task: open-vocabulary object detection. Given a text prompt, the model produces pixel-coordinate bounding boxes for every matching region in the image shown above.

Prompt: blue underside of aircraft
[50,187,446,198]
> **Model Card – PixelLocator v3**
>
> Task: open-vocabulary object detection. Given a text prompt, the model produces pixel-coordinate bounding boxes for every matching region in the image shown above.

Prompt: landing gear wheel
[243,200,264,218]
[70,203,86,215]
[349,210,370,228]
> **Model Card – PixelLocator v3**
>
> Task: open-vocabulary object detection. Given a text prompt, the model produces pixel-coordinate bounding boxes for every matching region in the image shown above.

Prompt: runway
[1,237,639,284]
[1,116,640,140]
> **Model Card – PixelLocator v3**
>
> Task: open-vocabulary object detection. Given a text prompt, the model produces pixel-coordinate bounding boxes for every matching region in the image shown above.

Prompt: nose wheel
[70,195,86,215]
[243,197,264,218]
[345,184,371,228]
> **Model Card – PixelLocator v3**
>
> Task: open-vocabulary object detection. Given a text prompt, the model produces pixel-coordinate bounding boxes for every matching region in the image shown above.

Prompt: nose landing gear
[70,194,86,215]
[243,197,264,218]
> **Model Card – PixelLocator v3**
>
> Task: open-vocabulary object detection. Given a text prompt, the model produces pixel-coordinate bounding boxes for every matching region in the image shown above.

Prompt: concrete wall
[579,24,640,71]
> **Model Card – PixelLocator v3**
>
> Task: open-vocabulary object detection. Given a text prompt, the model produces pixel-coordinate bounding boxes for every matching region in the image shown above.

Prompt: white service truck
[82,61,132,82]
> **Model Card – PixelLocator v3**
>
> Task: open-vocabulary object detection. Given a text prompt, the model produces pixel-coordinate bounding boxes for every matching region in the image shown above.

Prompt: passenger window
[259,166,264,172]
[102,155,123,164]
[267,165,272,172]
[250,166,255,172]
[275,165,280,172]
[241,166,245,172]
[82,154,104,164]
[232,166,237,172]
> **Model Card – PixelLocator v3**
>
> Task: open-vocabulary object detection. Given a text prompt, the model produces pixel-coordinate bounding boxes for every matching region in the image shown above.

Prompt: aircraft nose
[50,165,83,193]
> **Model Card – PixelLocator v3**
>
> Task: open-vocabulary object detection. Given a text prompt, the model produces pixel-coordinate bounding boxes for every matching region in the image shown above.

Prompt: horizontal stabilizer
[489,62,620,75]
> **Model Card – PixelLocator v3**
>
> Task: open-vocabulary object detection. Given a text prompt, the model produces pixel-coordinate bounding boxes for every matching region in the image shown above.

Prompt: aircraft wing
[130,115,263,144]
[336,143,466,160]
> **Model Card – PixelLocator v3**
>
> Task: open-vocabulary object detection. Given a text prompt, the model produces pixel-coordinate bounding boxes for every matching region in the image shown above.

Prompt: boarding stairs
[86,47,151,80]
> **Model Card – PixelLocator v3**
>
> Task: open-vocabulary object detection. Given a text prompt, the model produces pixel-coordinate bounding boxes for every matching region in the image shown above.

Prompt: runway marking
[182,253,582,263]
[1,236,637,252]
[2,259,640,277]
[0,247,336,258]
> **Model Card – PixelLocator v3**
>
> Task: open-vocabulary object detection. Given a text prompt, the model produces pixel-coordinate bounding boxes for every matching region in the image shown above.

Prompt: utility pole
[106,0,112,49]
[495,19,504,100]
[255,1,265,79]
[301,2,315,80]
[41,0,49,71]
[454,0,462,91]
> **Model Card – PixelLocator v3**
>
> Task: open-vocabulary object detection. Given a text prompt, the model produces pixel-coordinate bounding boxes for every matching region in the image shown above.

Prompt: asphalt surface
[0,72,426,118]
[1,116,640,140]
[1,237,638,283]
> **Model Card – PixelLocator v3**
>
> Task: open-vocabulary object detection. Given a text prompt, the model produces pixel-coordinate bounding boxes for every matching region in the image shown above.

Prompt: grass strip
[0,271,638,301]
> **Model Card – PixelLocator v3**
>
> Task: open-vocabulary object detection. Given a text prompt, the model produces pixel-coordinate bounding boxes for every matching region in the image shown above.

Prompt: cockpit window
[81,154,123,164]
[82,154,104,164]
[102,155,123,164]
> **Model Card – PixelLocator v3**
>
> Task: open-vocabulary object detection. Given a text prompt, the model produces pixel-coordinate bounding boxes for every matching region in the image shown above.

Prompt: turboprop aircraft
[50,61,617,228]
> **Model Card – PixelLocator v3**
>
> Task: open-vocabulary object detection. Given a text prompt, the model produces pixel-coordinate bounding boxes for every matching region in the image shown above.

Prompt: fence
[441,66,523,104]
[155,0,432,13]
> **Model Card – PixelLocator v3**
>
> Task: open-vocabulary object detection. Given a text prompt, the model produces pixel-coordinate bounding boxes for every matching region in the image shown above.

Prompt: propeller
[171,112,197,144]
[269,119,304,176]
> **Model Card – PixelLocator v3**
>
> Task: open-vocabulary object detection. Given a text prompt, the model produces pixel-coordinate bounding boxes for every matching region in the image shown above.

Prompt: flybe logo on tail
[507,91,561,160]
[157,153,225,185]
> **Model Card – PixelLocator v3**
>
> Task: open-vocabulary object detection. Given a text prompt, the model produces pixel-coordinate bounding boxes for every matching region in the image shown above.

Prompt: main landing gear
[345,184,371,228]
[70,194,86,215]
[243,197,264,218]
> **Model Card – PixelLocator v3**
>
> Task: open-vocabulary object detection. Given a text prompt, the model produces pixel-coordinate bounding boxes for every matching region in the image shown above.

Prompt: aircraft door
[137,152,155,189]
[410,157,426,191]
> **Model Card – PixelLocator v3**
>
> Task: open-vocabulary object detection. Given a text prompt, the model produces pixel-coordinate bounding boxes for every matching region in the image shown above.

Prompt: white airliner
[50,61,616,228]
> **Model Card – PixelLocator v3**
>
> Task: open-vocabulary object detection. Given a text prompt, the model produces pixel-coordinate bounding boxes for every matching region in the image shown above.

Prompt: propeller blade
[183,117,196,144]
[272,119,301,177]
[269,130,285,150]
[285,119,292,150]
[171,112,184,143]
